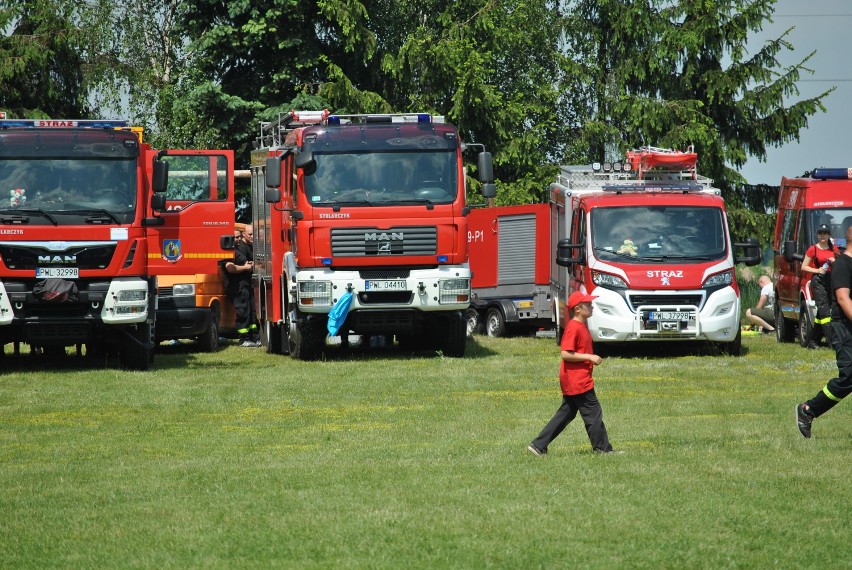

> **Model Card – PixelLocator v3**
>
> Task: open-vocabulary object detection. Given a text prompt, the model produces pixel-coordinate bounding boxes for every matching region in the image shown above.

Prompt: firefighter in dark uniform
[226,224,260,347]
[801,223,840,348]
[796,224,852,437]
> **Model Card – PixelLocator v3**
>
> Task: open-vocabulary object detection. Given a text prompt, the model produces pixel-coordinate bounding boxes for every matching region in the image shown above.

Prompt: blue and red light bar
[811,168,852,180]
[0,119,128,129]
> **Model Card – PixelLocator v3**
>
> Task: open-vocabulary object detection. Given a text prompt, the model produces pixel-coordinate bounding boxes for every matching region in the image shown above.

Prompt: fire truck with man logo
[550,147,760,355]
[0,118,235,368]
[250,110,495,360]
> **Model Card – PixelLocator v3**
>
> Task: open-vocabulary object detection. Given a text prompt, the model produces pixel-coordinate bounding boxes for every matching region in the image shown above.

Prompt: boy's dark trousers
[532,389,613,452]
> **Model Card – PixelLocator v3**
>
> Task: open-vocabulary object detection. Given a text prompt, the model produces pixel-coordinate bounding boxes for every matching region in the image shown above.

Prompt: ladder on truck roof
[555,147,719,195]
[255,110,444,149]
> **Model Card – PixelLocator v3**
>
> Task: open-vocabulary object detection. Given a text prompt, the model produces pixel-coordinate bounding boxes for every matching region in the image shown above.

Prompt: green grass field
[1,333,849,568]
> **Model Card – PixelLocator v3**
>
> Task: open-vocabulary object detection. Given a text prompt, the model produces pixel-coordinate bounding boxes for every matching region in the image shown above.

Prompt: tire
[485,307,506,338]
[465,308,482,336]
[774,303,796,343]
[120,322,154,371]
[798,304,813,348]
[197,314,219,353]
[261,319,283,355]
[441,311,467,357]
[287,309,323,361]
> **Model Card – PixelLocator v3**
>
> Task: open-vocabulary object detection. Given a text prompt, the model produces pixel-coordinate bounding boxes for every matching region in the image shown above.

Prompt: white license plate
[648,311,691,321]
[364,280,407,291]
[36,267,79,279]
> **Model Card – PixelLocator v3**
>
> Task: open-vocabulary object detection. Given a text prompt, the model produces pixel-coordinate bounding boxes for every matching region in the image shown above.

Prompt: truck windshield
[0,158,137,223]
[807,209,852,247]
[303,150,458,206]
[591,205,727,262]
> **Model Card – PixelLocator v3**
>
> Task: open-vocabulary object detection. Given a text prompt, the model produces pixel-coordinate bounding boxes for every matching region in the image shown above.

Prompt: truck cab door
[145,150,235,276]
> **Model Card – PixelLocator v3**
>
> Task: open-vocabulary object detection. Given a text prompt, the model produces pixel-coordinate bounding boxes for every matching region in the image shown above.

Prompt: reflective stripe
[249,324,258,331]
[823,386,842,402]
[814,316,832,324]
[238,327,249,334]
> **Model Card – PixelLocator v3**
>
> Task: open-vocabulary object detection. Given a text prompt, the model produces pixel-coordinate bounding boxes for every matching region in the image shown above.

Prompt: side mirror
[295,148,316,176]
[733,237,761,266]
[152,160,168,193]
[477,152,494,183]
[265,157,281,188]
[782,240,802,263]
[556,238,584,267]
[265,188,281,203]
[151,193,166,212]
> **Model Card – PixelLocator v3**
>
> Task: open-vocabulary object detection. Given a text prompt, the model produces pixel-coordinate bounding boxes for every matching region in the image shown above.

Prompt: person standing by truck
[227,224,260,347]
[801,224,840,348]
[796,224,852,438]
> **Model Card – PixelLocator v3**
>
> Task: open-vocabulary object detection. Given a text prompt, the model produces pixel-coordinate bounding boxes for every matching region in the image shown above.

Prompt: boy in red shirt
[528,291,617,455]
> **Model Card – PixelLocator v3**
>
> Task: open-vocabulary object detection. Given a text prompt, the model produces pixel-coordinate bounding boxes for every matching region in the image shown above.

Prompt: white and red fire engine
[551,148,760,355]
[0,119,235,368]
[251,110,495,360]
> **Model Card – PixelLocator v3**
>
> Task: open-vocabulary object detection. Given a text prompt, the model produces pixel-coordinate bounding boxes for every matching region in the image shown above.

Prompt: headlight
[439,278,470,304]
[592,270,627,289]
[703,270,733,288]
[172,284,195,296]
[299,280,332,306]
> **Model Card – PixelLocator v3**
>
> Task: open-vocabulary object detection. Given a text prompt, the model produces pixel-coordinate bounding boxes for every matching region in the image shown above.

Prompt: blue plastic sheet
[327,291,353,337]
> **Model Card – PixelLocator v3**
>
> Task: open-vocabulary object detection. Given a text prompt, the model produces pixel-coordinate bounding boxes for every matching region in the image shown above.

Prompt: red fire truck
[551,150,760,355]
[773,168,852,346]
[467,203,552,336]
[0,119,234,368]
[251,110,495,360]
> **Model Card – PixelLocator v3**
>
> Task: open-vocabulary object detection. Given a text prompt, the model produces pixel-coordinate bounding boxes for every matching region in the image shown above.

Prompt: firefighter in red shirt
[528,291,619,456]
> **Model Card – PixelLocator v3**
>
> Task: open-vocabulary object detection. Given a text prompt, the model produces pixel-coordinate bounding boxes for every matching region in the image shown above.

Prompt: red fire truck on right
[773,168,852,347]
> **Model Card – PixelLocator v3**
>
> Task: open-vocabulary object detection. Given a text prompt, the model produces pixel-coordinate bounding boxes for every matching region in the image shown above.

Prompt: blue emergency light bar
[603,183,705,193]
[0,119,129,129]
[326,113,433,125]
[811,168,852,180]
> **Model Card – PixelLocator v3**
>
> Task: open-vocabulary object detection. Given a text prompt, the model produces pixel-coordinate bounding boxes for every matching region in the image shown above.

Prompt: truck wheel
[120,322,154,371]
[261,320,283,355]
[774,303,796,343]
[198,315,219,353]
[797,304,813,348]
[287,310,322,361]
[442,311,467,357]
[465,308,483,336]
[485,308,506,338]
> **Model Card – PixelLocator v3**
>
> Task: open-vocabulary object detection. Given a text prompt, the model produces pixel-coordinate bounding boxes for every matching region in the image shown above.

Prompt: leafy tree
[0,1,88,118]
[565,0,832,199]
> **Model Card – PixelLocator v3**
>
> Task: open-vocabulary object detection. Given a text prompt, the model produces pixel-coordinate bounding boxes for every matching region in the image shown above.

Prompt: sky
[739,0,852,185]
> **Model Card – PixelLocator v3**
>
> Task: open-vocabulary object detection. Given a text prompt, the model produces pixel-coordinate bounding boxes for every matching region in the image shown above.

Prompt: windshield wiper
[332,200,378,210]
[57,209,122,225]
[1,208,58,226]
[396,199,435,209]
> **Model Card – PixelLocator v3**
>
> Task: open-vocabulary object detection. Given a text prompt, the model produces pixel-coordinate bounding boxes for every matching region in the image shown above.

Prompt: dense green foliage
[2,335,850,567]
[0,0,830,237]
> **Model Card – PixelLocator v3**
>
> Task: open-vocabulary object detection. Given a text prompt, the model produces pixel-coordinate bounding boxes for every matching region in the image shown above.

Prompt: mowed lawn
[0,333,849,568]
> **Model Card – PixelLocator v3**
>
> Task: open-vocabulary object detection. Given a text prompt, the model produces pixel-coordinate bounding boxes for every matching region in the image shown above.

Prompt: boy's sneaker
[527,444,546,457]
[796,403,813,438]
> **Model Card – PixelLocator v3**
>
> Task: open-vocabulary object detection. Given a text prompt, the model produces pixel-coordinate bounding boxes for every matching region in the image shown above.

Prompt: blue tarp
[327,291,354,337]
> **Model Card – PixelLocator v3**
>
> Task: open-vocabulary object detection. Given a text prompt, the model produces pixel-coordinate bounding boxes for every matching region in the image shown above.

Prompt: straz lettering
[36,120,77,127]
[38,254,77,264]
[365,232,403,241]
[646,270,683,279]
